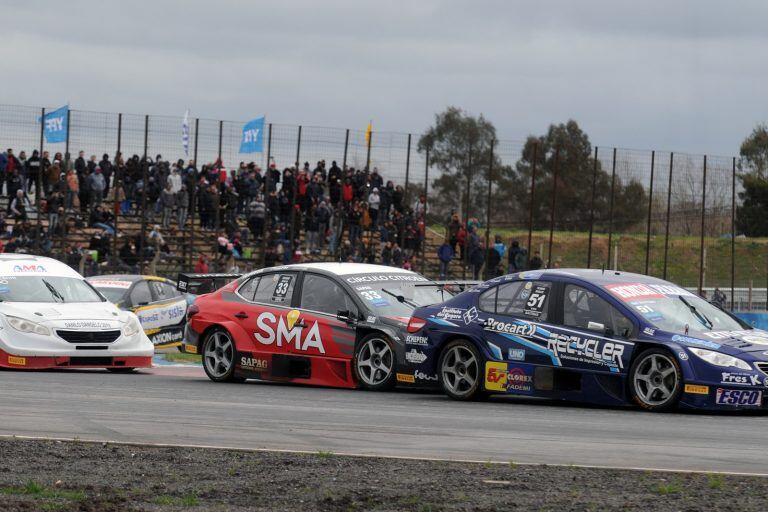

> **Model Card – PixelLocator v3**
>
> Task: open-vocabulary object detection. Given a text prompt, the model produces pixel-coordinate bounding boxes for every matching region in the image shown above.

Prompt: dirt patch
[0,438,766,511]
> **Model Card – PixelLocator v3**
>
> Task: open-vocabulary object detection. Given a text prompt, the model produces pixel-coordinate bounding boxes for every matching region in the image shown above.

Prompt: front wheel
[353,333,396,390]
[439,340,483,401]
[202,328,243,383]
[628,348,682,412]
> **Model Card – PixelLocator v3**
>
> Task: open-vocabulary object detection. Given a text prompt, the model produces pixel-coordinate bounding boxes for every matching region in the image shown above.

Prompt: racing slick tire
[628,348,683,412]
[353,333,396,391]
[438,339,485,401]
[107,368,136,373]
[201,327,244,383]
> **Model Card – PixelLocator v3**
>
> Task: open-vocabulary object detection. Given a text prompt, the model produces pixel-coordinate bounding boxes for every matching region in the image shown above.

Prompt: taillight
[407,317,427,333]
[186,304,199,322]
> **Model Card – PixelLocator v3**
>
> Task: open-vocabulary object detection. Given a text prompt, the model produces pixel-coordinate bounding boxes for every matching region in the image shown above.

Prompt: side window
[129,281,152,307]
[496,282,524,315]
[253,273,297,305]
[490,280,552,321]
[300,274,357,316]
[150,281,180,301]
[237,276,261,301]
[563,284,633,337]
[478,287,497,313]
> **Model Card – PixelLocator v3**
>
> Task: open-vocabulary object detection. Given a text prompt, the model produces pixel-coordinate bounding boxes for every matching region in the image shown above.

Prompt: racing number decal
[523,284,550,318]
[271,275,293,303]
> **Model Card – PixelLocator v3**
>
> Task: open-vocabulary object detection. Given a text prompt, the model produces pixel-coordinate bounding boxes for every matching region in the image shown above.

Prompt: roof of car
[256,262,418,277]
[517,268,672,286]
[0,255,82,279]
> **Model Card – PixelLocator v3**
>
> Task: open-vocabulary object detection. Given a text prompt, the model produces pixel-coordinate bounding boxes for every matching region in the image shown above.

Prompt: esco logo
[13,264,46,272]
[253,310,325,354]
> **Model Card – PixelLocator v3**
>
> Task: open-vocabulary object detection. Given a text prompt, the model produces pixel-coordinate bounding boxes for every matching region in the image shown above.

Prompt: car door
[550,283,637,374]
[477,279,557,368]
[144,279,188,346]
[297,272,359,360]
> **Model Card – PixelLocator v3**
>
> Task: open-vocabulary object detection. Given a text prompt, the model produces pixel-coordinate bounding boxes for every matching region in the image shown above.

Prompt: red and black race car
[181,263,458,389]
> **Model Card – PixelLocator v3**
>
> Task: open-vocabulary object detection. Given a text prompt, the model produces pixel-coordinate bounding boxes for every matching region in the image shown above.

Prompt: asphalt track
[2,366,768,475]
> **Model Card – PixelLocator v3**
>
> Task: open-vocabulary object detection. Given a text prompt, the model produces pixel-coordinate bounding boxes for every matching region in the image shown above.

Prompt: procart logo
[13,264,46,273]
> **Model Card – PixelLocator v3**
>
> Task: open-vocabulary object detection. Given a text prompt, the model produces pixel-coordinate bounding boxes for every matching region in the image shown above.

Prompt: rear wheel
[439,340,483,401]
[202,328,243,383]
[628,348,682,412]
[353,333,396,390]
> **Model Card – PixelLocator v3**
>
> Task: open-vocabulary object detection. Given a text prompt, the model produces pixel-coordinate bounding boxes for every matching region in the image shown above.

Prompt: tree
[736,173,768,236]
[417,107,515,225]
[511,120,646,232]
[740,124,768,178]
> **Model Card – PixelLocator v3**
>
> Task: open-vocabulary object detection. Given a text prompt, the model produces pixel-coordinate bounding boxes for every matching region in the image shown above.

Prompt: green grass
[161,352,202,364]
[0,480,85,501]
[316,450,334,459]
[707,474,725,490]
[656,480,683,495]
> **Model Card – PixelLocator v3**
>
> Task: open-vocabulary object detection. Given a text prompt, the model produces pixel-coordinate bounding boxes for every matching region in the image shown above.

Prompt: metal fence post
[64,109,71,169]
[547,146,560,269]
[463,144,473,279]
[526,142,538,259]
[36,107,44,253]
[138,114,149,275]
[217,120,223,161]
[113,113,122,265]
[261,123,273,267]
[484,140,494,276]
[606,148,617,269]
[586,146,598,268]
[698,155,707,294]
[422,148,430,275]
[404,134,411,208]
[187,118,199,270]
[288,125,302,255]
[731,156,736,307]
[366,129,372,170]
[644,150,655,275]
[663,153,674,280]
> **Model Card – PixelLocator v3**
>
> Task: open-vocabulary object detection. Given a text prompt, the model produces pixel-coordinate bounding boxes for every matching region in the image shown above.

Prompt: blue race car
[405,269,768,412]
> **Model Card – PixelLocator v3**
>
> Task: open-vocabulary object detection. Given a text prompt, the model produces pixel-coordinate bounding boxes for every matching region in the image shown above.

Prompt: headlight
[688,348,752,370]
[6,316,51,336]
[124,317,141,337]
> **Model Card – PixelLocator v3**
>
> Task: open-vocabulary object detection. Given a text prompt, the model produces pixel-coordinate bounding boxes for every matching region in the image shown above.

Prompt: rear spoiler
[177,272,242,294]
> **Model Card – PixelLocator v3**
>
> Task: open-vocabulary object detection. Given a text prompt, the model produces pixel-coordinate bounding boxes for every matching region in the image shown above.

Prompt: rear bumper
[0,348,152,369]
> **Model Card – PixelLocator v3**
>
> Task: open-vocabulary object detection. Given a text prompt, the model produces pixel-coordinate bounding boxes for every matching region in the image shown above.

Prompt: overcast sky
[2,0,766,156]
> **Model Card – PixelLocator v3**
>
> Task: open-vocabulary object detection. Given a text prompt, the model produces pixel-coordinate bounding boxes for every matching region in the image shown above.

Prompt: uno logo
[254,310,325,354]
[13,265,46,272]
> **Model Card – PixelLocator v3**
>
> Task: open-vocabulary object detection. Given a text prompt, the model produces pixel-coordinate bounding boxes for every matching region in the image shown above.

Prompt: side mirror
[587,321,605,333]
[337,310,356,324]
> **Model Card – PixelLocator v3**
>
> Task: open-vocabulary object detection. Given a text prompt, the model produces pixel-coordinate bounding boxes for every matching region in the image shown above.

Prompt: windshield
[346,277,451,317]
[604,282,744,335]
[0,276,105,303]
[88,280,132,304]
[93,287,127,304]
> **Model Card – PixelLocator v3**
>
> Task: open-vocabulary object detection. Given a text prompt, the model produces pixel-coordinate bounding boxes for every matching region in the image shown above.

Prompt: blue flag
[239,116,264,153]
[39,105,69,144]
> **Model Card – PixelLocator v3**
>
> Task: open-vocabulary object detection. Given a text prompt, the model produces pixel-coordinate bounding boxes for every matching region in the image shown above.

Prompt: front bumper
[0,347,152,369]
[680,382,768,410]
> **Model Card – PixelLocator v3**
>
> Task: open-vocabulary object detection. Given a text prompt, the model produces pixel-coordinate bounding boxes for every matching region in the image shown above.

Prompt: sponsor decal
[684,384,709,395]
[150,329,183,345]
[8,356,26,366]
[484,318,536,337]
[366,315,377,324]
[346,274,428,284]
[436,307,465,322]
[405,335,429,346]
[485,362,533,393]
[178,280,187,292]
[721,372,762,386]
[254,311,325,354]
[405,349,427,364]
[135,301,187,330]
[508,348,525,361]
[90,280,132,289]
[607,283,693,301]
[462,307,478,325]
[396,373,415,383]
[715,388,762,406]
[63,320,113,329]
[671,334,721,350]
[12,264,47,273]
[184,344,198,354]
[240,356,268,371]
[546,333,628,369]
[518,272,542,280]
[642,327,656,336]
[413,370,438,382]
[678,351,688,361]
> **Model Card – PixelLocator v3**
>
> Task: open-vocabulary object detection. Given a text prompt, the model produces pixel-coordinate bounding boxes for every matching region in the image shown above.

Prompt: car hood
[666,329,768,355]
[0,302,125,328]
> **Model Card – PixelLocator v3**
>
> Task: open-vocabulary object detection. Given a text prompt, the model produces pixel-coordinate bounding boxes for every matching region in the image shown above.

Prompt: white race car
[0,254,154,371]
